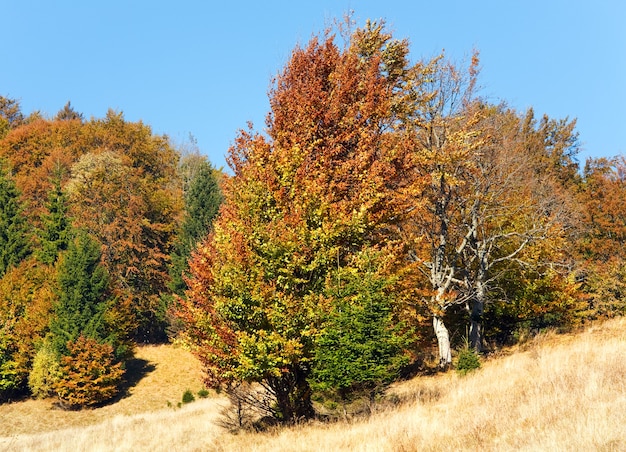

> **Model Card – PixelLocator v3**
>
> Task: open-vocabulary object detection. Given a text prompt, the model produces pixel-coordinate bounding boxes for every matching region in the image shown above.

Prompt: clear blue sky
[2,1,624,170]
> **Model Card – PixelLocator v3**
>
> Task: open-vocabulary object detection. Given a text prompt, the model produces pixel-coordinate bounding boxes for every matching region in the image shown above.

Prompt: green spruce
[37,168,72,265]
[49,232,111,356]
[312,263,411,407]
[0,162,31,277]
[169,160,222,295]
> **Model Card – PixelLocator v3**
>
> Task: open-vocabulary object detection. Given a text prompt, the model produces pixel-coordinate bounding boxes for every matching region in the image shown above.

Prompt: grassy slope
[0,344,207,437]
[1,318,625,451]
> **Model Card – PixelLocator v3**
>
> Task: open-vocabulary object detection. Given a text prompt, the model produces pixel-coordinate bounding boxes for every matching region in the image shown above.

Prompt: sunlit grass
[1,318,625,451]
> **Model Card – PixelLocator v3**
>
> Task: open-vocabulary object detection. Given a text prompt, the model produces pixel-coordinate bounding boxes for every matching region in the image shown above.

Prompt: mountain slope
[1,318,625,451]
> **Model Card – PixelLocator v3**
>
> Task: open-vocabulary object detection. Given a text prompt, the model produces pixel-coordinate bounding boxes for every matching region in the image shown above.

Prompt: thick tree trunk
[433,315,452,368]
[469,298,483,352]
[269,367,315,424]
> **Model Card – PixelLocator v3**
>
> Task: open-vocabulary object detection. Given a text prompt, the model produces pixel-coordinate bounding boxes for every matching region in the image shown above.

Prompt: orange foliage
[54,335,124,409]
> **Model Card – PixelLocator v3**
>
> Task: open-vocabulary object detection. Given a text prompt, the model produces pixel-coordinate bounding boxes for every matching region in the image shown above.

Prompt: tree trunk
[433,315,452,368]
[469,298,483,352]
[269,367,315,424]
[470,251,487,352]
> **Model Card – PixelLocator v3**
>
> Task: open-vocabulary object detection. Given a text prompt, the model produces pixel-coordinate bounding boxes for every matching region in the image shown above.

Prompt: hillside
[0,318,625,451]
[0,345,208,438]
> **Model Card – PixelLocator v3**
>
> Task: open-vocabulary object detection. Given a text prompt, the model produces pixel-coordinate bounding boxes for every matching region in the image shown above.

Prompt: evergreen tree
[169,160,222,295]
[55,101,84,122]
[0,163,31,277]
[49,232,111,356]
[312,261,411,407]
[37,169,72,265]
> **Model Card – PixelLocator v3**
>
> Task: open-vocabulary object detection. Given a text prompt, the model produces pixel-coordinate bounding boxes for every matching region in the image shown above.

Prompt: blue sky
[2,1,624,170]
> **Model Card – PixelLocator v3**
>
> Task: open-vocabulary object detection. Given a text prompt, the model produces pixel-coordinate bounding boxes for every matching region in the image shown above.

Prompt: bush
[28,343,61,399]
[197,388,210,399]
[54,336,124,409]
[456,346,481,376]
[182,389,195,404]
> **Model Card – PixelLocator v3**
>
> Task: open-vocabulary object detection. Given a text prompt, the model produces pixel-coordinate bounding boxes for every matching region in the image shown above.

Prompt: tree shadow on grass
[112,357,157,403]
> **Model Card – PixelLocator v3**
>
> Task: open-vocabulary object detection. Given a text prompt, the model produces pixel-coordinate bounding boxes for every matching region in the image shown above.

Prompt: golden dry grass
[1,318,625,451]
[0,344,206,437]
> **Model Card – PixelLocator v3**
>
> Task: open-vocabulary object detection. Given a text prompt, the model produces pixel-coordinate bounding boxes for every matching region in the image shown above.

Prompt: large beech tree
[178,21,417,423]
[399,55,484,366]
[459,105,578,351]
[400,57,579,363]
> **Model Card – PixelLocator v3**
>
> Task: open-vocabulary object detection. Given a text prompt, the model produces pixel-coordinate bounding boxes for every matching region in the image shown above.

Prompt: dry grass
[1,318,626,451]
[0,344,206,437]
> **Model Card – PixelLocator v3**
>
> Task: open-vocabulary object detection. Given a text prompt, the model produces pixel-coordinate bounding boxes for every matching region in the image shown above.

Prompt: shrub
[197,388,210,399]
[28,343,61,399]
[54,336,124,409]
[456,346,481,376]
[182,389,195,404]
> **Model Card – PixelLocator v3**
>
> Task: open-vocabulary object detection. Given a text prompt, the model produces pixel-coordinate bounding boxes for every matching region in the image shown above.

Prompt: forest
[0,20,625,424]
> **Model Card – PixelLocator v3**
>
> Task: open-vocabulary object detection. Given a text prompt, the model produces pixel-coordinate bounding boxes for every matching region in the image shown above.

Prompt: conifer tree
[169,159,222,296]
[49,232,111,356]
[37,168,72,265]
[55,101,84,122]
[0,163,31,277]
[312,257,411,409]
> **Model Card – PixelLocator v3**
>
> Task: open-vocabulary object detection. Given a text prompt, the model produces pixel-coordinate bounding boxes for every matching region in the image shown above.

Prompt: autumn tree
[576,156,626,319]
[0,258,55,400]
[178,21,416,424]
[578,156,626,263]
[0,162,31,277]
[54,335,124,409]
[0,96,24,138]
[0,118,85,221]
[399,54,483,366]
[437,104,579,351]
[65,111,181,342]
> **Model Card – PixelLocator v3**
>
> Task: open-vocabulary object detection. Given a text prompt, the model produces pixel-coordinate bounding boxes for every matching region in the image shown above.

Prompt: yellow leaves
[236,330,304,379]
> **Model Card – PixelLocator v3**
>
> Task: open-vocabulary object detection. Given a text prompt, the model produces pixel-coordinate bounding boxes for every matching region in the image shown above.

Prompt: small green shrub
[197,388,210,399]
[182,389,195,404]
[456,346,481,376]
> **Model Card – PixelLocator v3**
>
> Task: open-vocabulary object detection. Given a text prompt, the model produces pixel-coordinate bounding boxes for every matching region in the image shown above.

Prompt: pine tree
[169,160,222,296]
[37,168,72,265]
[49,231,111,356]
[0,163,31,277]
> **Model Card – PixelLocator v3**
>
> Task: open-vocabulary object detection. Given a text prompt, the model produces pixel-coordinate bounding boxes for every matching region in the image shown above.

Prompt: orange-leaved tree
[577,156,626,319]
[0,110,182,342]
[177,20,418,423]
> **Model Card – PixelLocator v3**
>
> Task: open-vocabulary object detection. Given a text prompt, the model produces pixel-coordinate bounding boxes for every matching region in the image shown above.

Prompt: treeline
[1,19,625,419]
[0,99,222,406]
[176,20,626,425]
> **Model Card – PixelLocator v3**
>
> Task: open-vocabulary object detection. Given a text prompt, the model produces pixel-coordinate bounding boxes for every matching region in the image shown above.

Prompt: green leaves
[312,257,411,400]
[50,232,111,356]
[169,159,222,296]
[0,163,31,277]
